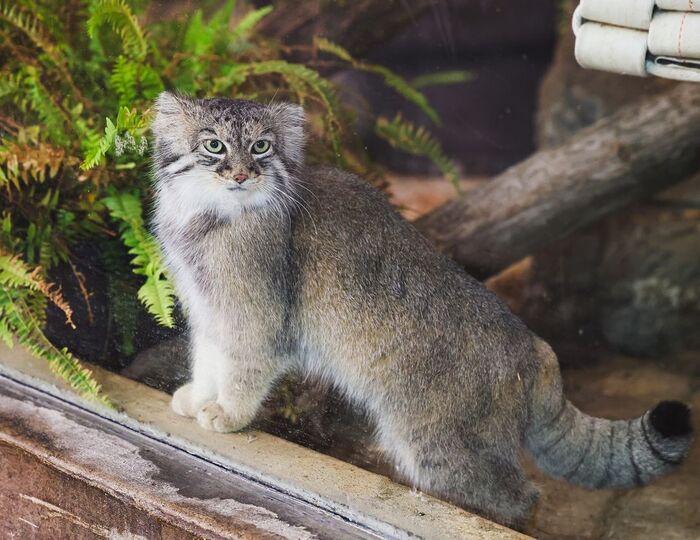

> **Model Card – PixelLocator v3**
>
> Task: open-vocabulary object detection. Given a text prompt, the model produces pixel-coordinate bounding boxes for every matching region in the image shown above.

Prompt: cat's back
[293,165,530,336]
[295,165,431,254]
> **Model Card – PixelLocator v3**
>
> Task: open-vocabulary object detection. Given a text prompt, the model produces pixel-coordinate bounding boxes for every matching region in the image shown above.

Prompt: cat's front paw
[171,383,197,418]
[196,401,250,433]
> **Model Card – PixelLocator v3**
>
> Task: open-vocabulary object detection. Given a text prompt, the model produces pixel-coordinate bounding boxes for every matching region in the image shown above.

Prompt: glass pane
[2,1,697,537]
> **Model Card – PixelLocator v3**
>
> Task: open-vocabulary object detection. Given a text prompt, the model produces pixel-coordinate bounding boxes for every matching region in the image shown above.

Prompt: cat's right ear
[154,91,189,117]
[151,92,193,154]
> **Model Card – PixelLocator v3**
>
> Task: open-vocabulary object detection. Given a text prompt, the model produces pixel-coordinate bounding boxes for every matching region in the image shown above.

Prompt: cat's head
[151,92,305,220]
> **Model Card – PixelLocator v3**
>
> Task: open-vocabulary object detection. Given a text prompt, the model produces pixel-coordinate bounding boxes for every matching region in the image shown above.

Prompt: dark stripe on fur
[596,422,616,488]
[627,421,644,486]
[159,153,182,168]
[171,163,194,176]
[541,412,571,455]
[564,417,594,480]
[541,398,568,434]
[199,157,219,167]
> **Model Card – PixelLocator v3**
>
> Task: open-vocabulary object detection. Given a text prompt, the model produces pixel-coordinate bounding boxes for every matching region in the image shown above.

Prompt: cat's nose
[233,173,248,184]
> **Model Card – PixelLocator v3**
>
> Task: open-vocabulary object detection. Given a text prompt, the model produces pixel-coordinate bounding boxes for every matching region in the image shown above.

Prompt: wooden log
[415,83,700,279]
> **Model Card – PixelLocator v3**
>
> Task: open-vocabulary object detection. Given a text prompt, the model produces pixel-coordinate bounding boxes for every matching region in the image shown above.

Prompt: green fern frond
[0,288,110,406]
[0,1,60,65]
[0,249,74,326]
[208,0,236,33]
[81,117,117,170]
[81,106,150,169]
[109,55,163,106]
[0,251,37,289]
[109,56,138,104]
[0,316,13,348]
[315,37,440,125]
[313,37,352,62]
[182,10,209,56]
[137,63,164,100]
[88,0,148,60]
[21,66,68,145]
[376,114,459,189]
[230,5,273,42]
[1,66,69,146]
[183,0,235,56]
[102,190,175,328]
[137,274,176,328]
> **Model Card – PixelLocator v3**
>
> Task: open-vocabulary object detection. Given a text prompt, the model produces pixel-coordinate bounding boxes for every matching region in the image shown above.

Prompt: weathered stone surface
[524,196,700,359]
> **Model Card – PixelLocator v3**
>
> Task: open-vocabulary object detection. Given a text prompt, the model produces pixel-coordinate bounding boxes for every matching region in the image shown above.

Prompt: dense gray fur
[150,92,693,528]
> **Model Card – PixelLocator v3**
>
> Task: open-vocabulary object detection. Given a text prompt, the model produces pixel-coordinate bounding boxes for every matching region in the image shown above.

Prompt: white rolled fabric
[648,57,700,81]
[656,0,700,12]
[579,0,656,30]
[575,22,649,76]
[649,12,700,59]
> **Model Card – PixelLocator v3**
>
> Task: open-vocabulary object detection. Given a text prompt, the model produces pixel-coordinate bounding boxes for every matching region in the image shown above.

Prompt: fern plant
[0,0,461,404]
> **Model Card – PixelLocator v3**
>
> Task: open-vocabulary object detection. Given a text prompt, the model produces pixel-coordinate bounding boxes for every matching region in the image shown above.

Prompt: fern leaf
[230,5,273,42]
[375,114,459,189]
[315,37,441,125]
[182,9,207,55]
[138,275,175,328]
[81,117,117,170]
[314,37,352,62]
[0,289,110,406]
[102,191,175,328]
[109,56,163,106]
[183,0,235,56]
[0,142,70,189]
[208,0,236,36]
[81,106,150,169]
[0,2,60,68]
[2,66,69,146]
[109,55,138,105]
[0,250,75,327]
[88,0,148,60]
[0,317,13,348]
[137,63,164,100]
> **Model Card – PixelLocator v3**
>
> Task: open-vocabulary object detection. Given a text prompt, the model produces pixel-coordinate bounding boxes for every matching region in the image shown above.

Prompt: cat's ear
[275,102,305,129]
[269,102,306,166]
[151,92,194,154]
[153,91,191,117]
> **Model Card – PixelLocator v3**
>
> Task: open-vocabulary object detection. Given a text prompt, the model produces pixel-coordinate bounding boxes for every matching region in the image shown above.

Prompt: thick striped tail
[525,340,693,488]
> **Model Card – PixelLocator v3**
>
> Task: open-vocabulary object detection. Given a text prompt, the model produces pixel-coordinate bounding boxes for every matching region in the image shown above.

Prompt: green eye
[251,140,271,155]
[203,139,225,154]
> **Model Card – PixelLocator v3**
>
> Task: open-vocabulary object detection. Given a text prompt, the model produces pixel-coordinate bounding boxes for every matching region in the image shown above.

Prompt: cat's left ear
[268,102,306,166]
[274,102,305,129]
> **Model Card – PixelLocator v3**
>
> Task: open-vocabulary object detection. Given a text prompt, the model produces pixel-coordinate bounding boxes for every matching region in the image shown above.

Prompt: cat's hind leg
[379,420,538,529]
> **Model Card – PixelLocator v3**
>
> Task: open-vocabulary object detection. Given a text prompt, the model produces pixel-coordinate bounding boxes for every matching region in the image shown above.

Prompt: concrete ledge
[0,345,529,539]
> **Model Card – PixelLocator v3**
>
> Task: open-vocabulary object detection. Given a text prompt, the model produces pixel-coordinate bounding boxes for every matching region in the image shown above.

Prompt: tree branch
[415,83,700,279]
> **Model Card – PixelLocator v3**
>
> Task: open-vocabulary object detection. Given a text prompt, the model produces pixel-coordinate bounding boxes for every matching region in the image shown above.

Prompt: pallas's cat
[151,92,693,527]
